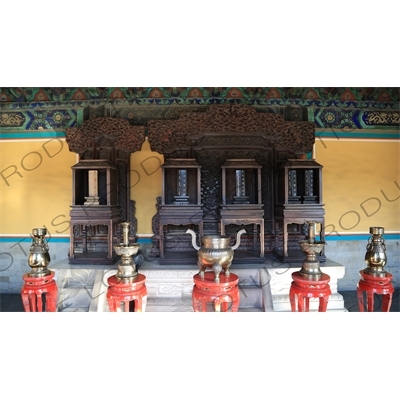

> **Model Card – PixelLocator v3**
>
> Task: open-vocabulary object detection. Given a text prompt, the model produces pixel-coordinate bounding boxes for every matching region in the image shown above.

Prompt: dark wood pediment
[65,117,146,160]
[188,132,276,152]
[147,104,315,156]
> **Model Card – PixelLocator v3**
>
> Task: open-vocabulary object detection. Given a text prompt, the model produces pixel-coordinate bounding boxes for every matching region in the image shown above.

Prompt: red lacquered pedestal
[289,272,331,312]
[192,271,240,312]
[107,274,147,312]
[21,271,58,312]
[357,271,394,312]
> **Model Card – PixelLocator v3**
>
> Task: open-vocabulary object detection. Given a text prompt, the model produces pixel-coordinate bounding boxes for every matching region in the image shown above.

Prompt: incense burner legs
[187,229,245,283]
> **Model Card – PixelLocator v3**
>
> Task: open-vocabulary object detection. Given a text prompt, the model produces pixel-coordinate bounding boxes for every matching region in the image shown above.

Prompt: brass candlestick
[363,227,387,276]
[113,222,140,281]
[28,227,51,277]
[298,221,325,277]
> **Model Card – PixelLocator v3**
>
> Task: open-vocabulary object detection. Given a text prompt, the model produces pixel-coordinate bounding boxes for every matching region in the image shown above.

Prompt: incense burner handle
[186,229,200,251]
[231,229,246,251]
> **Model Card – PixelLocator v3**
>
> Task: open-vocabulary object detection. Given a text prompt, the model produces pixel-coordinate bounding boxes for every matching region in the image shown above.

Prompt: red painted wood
[289,272,331,312]
[192,271,240,312]
[20,271,58,312]
[107,273,147,312]
[357,271,394,312]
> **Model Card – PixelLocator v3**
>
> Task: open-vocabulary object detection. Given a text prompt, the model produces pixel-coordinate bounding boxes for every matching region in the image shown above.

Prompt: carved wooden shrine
[65,105,321,264]
[147,104,320,263]
[159,158,203,261]
[69,159,121,264]
[65,118,146,264]
[274,158,325,262]
[220,159,264,258]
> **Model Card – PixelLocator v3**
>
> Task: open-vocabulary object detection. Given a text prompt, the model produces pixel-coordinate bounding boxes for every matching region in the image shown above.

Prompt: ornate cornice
[147,104,315,154]
[65,117,145,156]
[1,89,398,134]
[0,87,398,110]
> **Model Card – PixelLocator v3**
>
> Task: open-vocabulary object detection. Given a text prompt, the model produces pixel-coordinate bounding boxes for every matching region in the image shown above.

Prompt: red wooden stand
[357,271,394,312]
[289,272,331,312]
[21,271,58,312]
[192,271,240,312]
[107,274,147,312]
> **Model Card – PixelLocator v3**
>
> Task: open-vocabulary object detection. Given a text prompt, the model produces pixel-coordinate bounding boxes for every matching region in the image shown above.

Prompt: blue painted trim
[2,234,398,244]
[1,97,398,111]
[0,237,70,243]
[0,237,153,244]
[137,237,152,244]
[325,233,400,241]
[315,130,400,140]
[3,131,398,141]
[0,131,66,139]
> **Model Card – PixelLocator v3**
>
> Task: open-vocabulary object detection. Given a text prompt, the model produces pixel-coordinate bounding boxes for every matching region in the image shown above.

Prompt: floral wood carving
[147,104,315,154]
[65,117,146,158]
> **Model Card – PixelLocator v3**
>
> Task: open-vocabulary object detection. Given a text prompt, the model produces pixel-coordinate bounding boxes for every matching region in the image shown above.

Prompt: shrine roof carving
[147,104,315,154]
[65,117,146,155]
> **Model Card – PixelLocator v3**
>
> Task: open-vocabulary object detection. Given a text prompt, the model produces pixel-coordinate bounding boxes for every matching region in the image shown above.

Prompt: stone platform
[51,255,346,312]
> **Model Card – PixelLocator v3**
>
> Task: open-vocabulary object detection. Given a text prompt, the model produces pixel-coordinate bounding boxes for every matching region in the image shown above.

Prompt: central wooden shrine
[158,158,203,260]
[65,104,324,265]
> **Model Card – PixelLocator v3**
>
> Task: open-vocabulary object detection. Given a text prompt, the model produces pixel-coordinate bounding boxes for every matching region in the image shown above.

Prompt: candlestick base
[298,240,325,277]
[233,195,249,204]
[84,196,100,205]
[173,195,189,205]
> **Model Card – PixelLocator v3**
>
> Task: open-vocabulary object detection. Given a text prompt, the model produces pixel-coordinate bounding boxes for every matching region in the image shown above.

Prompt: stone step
[58,307,90,312]
[238,307,265,312]
[144,298,265,312]
[57,286,94,311]
[54,268,97,287]
[145,297,193,312]
[238,285,263,308]
[228,268,262,286]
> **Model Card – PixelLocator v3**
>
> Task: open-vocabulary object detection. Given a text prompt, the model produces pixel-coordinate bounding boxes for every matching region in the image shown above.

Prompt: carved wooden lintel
[147,104,315,155]
[65,117,146,160]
